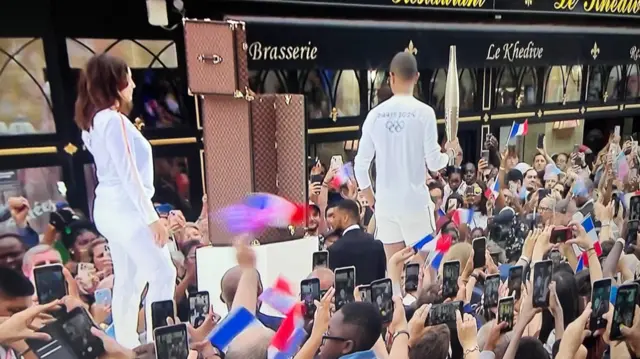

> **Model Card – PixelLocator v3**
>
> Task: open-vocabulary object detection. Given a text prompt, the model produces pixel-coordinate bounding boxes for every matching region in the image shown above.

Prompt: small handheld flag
[208,307,256,351]
[452,208,474,226]
[576,215,602,272]
[484,179,500,200]
[218,193,306,234]
[329,163,354,189]
[508,120,528,140]
[412,233,436,253]
[430,233,453,270]
[259,276,298,315]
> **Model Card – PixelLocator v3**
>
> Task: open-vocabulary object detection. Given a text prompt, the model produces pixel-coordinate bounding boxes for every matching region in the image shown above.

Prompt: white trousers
[93,187,176,349]
[375,206,436,249]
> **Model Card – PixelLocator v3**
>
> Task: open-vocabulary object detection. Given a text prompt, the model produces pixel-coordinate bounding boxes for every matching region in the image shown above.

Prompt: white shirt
[341,224,361,235]
[354,95,449,216]
[82,109,159,225]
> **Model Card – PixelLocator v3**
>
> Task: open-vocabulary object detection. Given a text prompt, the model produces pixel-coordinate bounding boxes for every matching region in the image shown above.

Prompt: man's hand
[557,304,592,357]
[8,197,29,228]
[360,187,375,208]
[408,304,431,347]
[312,287,335,336]
[484,320,507,352]
[0,300,60,345]
[455,311,478,350]
[388,296,408,334]
[235,237,256,269]
[387,247,414,283]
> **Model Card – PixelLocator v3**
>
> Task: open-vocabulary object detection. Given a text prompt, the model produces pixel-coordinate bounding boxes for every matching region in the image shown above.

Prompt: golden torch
[444,45,459,165]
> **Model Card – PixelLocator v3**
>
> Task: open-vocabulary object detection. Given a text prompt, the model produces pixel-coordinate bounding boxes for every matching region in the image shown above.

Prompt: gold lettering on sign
[582,0,640,14]
[391,0,486,8]
[553,0,579,10]
[486,41,544,62]
[248,41,318,61]
[631,46,640,61]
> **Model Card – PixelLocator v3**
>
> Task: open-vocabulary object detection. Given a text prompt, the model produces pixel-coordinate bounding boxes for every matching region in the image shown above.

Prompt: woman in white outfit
[74,54,176,348]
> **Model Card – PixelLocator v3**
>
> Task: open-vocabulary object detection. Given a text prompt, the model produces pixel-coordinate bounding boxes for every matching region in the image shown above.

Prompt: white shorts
[375,207,436,248]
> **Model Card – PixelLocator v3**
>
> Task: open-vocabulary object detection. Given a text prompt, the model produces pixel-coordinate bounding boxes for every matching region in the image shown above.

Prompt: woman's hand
[485,250,499,275]
[388,296,408,334]
[312,287,335,336]
[522,228,540,259]
[455,311,478,350]
[149,220,170,247]
[566,222,594,251]
[0,300,61,345]
[388,247,414,284]
[548,281,563,319]
[484,320,507,352]
[408,304,431,347]
[557,304,592,358]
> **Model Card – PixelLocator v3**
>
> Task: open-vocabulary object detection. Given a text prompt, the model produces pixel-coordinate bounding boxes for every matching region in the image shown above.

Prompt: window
[587,66,623,102]
[626,64,640,100]
[0,38,55,136]
[66,38,186,129]
[495,66,537,109]
[300,70,360,120]
[249,70,288,94]
[430,68,476,111]
[0,166,64,233]
[544,65,582,104]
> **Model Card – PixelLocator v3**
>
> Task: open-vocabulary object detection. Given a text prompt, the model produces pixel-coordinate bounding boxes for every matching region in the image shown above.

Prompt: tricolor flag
[452,208,474,227]
[429,233,453,270]
[268,304,306,359]
[218,193,307,234]
[616,151,630,181]
[576,215,602,272]
[412,233,436,253]
[437,208,446,217]
[508,120,528,140]
[484,179,500,200]
[259,276,298,315]
[329,163,354,189]
[208,307,256,351]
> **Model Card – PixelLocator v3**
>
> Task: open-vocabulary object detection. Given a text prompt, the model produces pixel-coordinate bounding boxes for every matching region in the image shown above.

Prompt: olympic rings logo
[385,119,405,133]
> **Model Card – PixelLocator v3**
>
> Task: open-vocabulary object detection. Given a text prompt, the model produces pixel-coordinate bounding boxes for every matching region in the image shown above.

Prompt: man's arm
[354,113,376,191]
[423,107,449,171]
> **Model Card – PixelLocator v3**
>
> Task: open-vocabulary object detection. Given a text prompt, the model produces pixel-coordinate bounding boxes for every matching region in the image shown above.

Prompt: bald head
[308,267,334,290]
[390,52,418,81]
[220,266,262,309]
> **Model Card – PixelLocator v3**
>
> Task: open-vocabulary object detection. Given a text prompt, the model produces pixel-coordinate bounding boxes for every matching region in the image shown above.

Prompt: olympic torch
[444,45,459,165]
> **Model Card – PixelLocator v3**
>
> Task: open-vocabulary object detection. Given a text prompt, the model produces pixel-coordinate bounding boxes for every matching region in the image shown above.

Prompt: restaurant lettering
[248,41,318,61]
[391,0,486,7]
[631,46,640,61]
[486,41,544,62]
[554,0,640,14]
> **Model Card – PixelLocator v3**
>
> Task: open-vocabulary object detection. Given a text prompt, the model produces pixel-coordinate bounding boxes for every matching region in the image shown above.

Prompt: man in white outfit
[354,52,458,261]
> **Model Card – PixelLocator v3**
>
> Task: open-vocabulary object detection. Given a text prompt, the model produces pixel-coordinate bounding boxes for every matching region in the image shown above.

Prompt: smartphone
[33,264,67,304]
[94,288,112,306]
[630,195,640,221]
[151,300,175,333]
[481,150,490,163]
[404,263,420,292]
[484,274,501,308]
[300,278,321,319]
[465,186,475,197]
[154,324,189,359]
[611,283,639,341]
[310,174,324,184]
[427,301,463,326]
[442,261,460,298]
[590,278,613,331]
[573,144,581,153]
[533,260,553,308]
[359,285,372,303]
[371,278,394,323]
[334,266,356,310]
[508,265,523,300]
[614,125,621,138]
[498,297,515,332]
[60,307,105,359]
[537,133,545,149]
[550,226,571,244]
[472,237,486,269]
[188,291,210,328]
[330,155,343,169]
[312,251,329,269]
[626,220,639,248]
[76,262,94,278]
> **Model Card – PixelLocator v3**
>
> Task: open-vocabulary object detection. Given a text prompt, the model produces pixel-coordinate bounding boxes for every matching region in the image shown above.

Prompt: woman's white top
[82,109,159,225]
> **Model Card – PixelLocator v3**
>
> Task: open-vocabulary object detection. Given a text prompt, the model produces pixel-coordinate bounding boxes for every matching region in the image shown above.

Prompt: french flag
[329,163,354,189]
[452,208,474,227]
[484,179,500,200]
[576,215,602,272]
[508,120,528,140]
[429,233,453,270]
[268,303,306,359]
[208,307,256,351]
[259,276,298,315]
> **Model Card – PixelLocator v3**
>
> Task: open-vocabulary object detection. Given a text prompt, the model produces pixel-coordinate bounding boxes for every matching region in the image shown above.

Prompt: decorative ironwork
[591,42,600,60]
[63,143,78,155]
[525,0,533,6]
[537,109,543,117]
[495,66,537,109]
[543,65,582,104]
[134,118,145,131]
[430,68,477,111]
[405,41,418,55]
[331,107,338,122]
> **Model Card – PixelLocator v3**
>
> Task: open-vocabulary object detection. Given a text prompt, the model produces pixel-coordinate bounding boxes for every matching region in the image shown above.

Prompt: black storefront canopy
[239,15,640,69]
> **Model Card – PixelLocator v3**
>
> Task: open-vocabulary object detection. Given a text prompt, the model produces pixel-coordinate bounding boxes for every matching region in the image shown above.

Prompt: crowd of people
[0,51,640,359]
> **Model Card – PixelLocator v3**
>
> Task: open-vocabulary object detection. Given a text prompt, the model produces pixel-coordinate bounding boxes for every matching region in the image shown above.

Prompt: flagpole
[504,121,515,150]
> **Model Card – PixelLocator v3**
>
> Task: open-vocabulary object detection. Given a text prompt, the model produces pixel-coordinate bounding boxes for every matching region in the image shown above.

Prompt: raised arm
[423,107,449,172]
[101,113,159,225]
[354,112,376,191]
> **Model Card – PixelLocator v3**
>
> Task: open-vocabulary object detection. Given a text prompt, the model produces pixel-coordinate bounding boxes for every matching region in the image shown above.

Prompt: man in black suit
[328,199,386,286]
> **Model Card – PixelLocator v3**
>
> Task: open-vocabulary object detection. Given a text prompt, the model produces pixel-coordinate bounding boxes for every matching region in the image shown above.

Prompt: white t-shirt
[354,95,448,216]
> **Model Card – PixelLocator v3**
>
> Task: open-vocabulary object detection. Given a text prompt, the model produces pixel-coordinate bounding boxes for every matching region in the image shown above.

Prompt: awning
[237,16,640,69]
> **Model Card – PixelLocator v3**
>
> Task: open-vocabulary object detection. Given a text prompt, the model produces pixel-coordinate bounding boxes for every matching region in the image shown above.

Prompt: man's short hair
[335,199,360,222]
[325,201,338,217]
[390,52,418,81]
[506,169,523,184]
[428,181,444,194]
[340,302,383,353]
[0,267,34,298]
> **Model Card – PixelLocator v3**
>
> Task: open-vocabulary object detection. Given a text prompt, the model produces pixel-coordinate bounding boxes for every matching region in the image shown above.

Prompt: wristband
[463,346,480,357]
[519,256,531,265]
[392,330,410,341]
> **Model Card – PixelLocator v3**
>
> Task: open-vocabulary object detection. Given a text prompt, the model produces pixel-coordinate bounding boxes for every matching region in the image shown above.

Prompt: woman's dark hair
[539,270,580,344]
[515,337,550,359]
[75,53,129,131]
[61,220,98,250]
[475,182,488,216]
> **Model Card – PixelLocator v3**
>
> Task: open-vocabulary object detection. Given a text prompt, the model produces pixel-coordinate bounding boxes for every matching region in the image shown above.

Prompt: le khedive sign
[242,16,640,70]
[236,0,640,17]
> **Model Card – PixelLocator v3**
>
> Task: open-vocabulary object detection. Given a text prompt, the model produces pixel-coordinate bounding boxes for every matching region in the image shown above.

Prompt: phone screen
[154,324,189,359]
[590,279,613,331]
[427,301,463,326]
[484,274,501,308]
[300,279,320,318]
[94,288,112,306]
[481,150,490,162]
[334,267,356,310]
[550,227,570,244]
[34,265,67,304]
[312,251,329,269]
[359,285,372,303]
[371,279,394,323]
[533,260,553,308]
[472,237,486,269]
[498,297,515,332]
[611,283,639,341]
[310,174,324,184]
[404,263,420,292]
[630,195,640,221]
[151,300,175,333]
[626,220,639,248]
[188,292,210,328]
[537,134,545,149]
[508,266,523,300]
[442,261,460,298]
[61,308,105,358]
